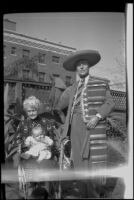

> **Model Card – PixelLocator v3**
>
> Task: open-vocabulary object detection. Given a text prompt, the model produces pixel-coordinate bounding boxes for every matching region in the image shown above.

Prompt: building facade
[4,19,76,86]
[3,19,126,115]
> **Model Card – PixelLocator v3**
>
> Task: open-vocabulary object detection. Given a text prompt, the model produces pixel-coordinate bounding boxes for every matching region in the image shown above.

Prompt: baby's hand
[25,140,30,146]
[25,136,33,146]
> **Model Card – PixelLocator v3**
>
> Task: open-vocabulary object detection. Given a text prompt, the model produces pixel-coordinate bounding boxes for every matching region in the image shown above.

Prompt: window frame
[38,72,45,82]
[38,53,46,64]
[22,69,30,79]
[22,49,30,58]
[53,74,60,78]
[11,46,17,55]
[52,55,60,63]
[4,45,6,58]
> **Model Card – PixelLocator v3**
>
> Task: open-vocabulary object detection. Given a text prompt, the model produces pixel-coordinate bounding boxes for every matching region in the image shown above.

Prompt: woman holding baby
[12,96,59,199]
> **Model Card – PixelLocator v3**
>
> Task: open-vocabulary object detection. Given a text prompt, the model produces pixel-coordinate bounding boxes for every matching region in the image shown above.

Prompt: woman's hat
[63,50,101,71]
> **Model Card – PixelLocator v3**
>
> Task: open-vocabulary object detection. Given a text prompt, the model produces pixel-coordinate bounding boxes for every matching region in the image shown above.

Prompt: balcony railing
[4,79,127,112]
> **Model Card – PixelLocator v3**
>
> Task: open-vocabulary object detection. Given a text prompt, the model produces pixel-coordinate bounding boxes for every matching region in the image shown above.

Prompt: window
[23,69,30,79]
[52,56,60,63]
[22,49,30,58]
[39,72,45,82]
[38,53,46,64]
[11,47,17,55]
[53,74,60,78]
[65,76,72,86]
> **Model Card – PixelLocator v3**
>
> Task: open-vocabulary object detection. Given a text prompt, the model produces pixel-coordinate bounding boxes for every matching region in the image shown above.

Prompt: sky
[4,12,126,90]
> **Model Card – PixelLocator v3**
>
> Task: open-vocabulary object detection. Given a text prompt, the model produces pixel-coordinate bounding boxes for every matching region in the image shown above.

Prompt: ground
[60,137,127,199]
[4,137,127,199]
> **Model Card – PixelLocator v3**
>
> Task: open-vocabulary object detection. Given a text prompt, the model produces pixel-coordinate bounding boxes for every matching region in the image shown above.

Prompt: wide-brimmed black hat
[63,50,101,71]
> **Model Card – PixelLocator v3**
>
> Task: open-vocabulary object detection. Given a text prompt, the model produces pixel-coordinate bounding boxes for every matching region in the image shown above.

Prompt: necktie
[74,78,85,107]
[70,78,85,123]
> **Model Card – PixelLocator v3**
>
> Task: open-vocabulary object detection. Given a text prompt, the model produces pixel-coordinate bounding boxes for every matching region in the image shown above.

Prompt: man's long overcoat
[57,78,115,168]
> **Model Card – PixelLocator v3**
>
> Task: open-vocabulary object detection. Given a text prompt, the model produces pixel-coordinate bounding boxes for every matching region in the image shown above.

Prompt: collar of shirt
[79,75,90,86]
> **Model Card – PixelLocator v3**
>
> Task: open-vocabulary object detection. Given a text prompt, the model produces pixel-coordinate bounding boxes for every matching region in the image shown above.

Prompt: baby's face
[32,127,44,141]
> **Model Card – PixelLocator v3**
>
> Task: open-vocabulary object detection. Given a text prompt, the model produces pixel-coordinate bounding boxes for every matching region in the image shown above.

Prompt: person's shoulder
[63,84,74,94]
[59,86,72,101]
[87,76,111,91]
[90,75,110,83]
[22,117,31,124]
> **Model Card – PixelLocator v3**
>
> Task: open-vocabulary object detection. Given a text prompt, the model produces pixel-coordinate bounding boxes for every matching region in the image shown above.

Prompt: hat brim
[63,50,101,71]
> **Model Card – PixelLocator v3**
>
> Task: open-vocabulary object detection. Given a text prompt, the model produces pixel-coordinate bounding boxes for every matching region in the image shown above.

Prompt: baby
[22,125,53,162]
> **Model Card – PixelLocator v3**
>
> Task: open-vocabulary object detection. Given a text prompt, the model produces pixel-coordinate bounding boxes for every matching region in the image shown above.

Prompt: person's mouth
[80,71,85,73]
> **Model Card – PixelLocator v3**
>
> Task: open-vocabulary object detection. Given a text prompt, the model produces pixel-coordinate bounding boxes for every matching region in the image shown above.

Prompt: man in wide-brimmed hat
[56,50,115,198]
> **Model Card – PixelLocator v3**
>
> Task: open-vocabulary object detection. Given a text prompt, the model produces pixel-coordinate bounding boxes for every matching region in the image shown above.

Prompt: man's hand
[87,116,100,129]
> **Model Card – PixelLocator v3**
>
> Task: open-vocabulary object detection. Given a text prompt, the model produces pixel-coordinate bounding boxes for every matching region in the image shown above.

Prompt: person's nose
[79,64,84,69]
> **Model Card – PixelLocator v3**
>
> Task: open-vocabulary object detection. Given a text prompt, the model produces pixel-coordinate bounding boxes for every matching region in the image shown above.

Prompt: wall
[4,32,76,86]
[3,19,16,31]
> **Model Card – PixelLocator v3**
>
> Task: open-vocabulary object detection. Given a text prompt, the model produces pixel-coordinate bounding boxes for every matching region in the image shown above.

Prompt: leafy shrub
[106,114,127,141]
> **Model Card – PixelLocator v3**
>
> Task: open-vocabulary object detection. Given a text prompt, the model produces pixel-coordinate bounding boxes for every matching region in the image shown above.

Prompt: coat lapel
[69,81,78,105]
[62,81,78,138]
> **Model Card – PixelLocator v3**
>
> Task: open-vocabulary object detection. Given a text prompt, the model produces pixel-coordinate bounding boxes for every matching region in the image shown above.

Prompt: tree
[115,39,125,69]
[110,39,126,91]
[4,56,39,79]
